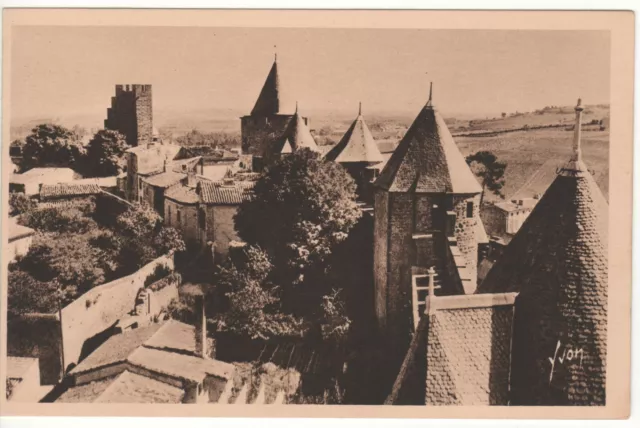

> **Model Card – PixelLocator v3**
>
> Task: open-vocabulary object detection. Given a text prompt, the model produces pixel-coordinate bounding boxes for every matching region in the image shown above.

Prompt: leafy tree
[9,192,37,216]
[19,206,97,234]
[235,149,361,297]
[21,124,84,170]
[83,129,130,177]
[465,151,507,205]
[17,232,108,296]
[7,270,63,317]
[112,203,185,272]
[212,246,304,341]
[9,139,24,157]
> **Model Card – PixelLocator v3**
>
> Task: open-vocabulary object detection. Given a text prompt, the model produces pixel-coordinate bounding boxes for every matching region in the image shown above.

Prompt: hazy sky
[11,26,610,124]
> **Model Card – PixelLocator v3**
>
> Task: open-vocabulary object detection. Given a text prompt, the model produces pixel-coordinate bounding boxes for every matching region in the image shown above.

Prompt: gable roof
[250,58,295,116]
[374,89,482,194]
[386,293,516,405]
[274,110,320,154]
[324,106,384,164]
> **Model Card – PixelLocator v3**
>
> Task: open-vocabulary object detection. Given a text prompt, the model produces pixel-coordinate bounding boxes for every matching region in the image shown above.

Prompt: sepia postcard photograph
[0,8,634,420]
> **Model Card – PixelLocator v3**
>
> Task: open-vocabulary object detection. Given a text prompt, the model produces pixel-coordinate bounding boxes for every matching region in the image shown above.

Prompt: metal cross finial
[295,101,298,114]
[358,101,362,116]
[274,45,277,62]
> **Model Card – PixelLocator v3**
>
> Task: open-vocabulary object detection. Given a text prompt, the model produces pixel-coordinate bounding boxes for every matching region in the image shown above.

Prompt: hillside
[10,103,609,203]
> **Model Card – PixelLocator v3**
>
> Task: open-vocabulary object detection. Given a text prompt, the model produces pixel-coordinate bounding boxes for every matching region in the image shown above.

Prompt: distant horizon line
[10,101,611,129]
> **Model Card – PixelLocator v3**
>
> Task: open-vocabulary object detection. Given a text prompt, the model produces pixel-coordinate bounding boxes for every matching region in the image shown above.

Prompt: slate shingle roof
[324,110,384,164]
[250,58,296,116]
[374,95,482,194]
[386,293,516,405]
[478,102,608,405]
[198,181,254,205]
[274,111,320,154]
[39,183,102,200]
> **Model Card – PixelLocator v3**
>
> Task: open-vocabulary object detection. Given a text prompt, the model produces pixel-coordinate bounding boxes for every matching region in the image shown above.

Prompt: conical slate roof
[478,99,608,405]
[250,58,295,116]
[325,104,384,164]
[374,86,482,194]
[275,108,319,154]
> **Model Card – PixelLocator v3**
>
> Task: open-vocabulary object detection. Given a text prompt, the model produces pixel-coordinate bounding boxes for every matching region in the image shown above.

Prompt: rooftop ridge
[431,292,518,311]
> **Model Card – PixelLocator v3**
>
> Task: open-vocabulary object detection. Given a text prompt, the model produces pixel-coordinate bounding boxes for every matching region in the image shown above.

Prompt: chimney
[187,169,196,187]
[193,291,208,359]
[163,159,169,172]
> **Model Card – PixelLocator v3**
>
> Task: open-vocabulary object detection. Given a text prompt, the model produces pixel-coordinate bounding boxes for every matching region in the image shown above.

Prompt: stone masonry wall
[373,190,389,330]
[452,194,481,292]
[105,84,153,147]
[241,114,308,161]
[386,192,416,351]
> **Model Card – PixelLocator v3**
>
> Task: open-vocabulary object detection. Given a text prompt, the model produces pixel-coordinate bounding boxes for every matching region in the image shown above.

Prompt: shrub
[9,193,37,216]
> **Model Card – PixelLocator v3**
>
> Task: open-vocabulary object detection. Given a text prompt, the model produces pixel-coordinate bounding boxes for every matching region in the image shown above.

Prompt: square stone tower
[105,84,153,147]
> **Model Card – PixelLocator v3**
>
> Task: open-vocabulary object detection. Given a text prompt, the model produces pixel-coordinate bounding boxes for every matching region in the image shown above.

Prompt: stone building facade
[372,87,487,353]
[104,84,153,147]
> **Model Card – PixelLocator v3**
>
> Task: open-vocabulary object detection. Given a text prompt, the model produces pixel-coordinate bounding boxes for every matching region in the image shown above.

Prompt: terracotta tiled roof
[374,94,482,194]
[39,183,102,200]
[386,293,516,405]
[141,171,186,188]
[275,111,320,154]
[324,109,384,164]
[198,181,253,205]
[94,371,184,403]
[250,58,295,115]
[165,184,199,205]
[478,101,608,405]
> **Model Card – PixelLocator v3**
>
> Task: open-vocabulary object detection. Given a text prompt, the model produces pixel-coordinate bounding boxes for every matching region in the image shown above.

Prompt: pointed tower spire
[558,98,588,177]
[426,82,433,108]
[572,97,584,162]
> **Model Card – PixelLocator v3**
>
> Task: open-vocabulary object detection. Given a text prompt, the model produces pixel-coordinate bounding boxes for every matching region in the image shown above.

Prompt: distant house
[6,356,41,402]
[480,197,539,247]
[7,217,36,264]
[9,167,79,196]
[124,142,190,203]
